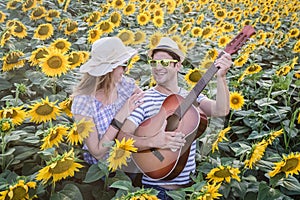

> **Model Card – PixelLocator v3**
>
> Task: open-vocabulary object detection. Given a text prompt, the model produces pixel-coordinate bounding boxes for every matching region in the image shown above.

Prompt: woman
[71,37,143,164]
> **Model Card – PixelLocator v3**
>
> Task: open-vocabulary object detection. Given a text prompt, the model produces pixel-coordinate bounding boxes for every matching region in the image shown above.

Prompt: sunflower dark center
[100,22,110,31]
[232,98,239,104]
[14,23,24,33]
[24,0,34,9]
[190,71,201,82]
[114,148,125,159]
[77,123,85,134]
[50,130,59,140]
[33,8,44,17]
[111,14,119,23]
[38,25,50,35]
[281,158,299,172]
[47,56,63,69]
[11,186,27,200]
[55,42,66,50]
[6,53,20,64]
[36,49,48,59]
[35,104,54,115]
[214,168,231,178]
[50,159,74,174]
[5,110,17,118]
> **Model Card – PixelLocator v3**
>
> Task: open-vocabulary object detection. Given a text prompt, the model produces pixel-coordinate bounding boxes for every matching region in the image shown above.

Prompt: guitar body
[132,94,208,180]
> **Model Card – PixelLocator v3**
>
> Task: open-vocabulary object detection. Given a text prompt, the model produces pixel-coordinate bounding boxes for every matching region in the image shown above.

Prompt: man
[118,37,232,199]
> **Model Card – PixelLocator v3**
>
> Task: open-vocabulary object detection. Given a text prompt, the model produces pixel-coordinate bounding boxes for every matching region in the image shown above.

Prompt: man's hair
[151,49,181,62]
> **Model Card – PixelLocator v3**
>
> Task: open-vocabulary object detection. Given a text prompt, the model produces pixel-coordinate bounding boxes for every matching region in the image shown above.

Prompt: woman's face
[112,65,127,83]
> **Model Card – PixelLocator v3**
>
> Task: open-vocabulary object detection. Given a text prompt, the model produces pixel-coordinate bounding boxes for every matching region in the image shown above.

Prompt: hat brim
[148,47,185,62]
[80,47,137,77]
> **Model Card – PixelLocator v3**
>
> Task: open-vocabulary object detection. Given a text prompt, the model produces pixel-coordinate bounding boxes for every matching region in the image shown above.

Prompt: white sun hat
[80,37,137,76]
[148,37,185,62]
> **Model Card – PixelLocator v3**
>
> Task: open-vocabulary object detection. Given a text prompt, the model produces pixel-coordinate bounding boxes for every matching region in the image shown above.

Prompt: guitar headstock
[224,25,256,55]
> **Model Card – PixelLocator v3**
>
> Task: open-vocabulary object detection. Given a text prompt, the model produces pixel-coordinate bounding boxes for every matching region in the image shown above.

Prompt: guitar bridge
[151,148,164,162]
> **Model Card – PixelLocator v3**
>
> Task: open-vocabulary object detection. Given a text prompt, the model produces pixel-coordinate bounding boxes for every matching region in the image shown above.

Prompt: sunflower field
[0,0,299,199]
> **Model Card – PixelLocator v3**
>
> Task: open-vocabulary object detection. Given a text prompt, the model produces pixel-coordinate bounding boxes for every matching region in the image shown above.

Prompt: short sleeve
[196,94,207,103]
[71,95,94,118]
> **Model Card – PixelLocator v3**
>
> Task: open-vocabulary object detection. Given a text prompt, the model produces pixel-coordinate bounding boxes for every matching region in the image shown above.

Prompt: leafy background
[0,0,299,199]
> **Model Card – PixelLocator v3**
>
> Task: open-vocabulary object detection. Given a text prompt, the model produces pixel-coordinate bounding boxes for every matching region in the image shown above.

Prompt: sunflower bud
[0,118,14,134]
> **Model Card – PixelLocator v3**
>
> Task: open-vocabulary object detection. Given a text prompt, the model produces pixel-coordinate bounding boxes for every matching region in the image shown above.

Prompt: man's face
[151,51,179,85]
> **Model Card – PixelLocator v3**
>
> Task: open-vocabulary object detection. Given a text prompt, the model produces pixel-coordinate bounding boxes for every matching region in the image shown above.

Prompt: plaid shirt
[71,76,136,164]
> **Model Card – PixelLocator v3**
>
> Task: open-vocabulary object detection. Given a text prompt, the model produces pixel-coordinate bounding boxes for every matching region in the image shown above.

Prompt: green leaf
[0,148,15,157]
[0,78,12,90]
[109,180,132,191]
[229,142,251,156]
[166,190,186,200]
[255,98,278,106]
[257,182,282,200]
[277,176,300,195]
[50,184,83,200]
[83,163,106,183]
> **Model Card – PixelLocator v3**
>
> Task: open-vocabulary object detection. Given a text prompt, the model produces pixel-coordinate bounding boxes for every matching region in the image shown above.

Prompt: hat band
[156,45,173,48]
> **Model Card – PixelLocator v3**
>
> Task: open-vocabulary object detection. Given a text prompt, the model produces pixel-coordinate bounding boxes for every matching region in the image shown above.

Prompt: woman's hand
[115,92,144,122]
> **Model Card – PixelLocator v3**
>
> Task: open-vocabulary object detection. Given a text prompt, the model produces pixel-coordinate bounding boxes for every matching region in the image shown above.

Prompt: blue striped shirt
[128,87,207,186]
[71,76,136,164]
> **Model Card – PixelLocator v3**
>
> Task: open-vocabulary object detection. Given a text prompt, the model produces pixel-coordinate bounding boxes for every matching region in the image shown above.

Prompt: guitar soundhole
[166,114,180,131]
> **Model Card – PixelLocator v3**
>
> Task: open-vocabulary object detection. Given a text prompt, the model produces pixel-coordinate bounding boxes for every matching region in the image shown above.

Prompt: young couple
[71,36,232,199]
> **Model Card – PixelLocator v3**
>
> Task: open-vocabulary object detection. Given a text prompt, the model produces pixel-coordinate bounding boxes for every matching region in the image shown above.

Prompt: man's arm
[117,118,186,151]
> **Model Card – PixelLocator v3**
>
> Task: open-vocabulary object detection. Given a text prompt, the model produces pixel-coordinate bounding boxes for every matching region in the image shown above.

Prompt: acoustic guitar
[132,25,256,180]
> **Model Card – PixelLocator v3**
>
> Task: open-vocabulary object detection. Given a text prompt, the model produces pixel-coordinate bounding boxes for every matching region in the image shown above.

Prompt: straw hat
[80,37,137,76]
[148,37,185,62]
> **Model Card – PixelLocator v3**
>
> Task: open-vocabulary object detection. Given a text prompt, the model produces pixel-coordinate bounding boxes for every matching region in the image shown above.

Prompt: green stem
[14,90,20,107]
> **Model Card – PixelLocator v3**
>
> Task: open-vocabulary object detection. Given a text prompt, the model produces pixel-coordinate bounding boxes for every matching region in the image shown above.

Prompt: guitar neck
[174,52,224,119]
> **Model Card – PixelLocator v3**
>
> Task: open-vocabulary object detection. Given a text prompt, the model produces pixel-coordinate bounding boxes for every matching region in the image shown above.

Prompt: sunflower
[265,129,284,145]
[7,20,27,39]
[22,0,37,12]
[229,91,244,110]
[68,51,84,69]
[96,20,114,34]
[269,152,300,178]
[87,29,102,44]
[238,63,262,82]
[0,118,13,133]
[151,16,163,28]
[137,12,150,26]
[184,68,205,86]
[0,29,11,47]
[154,8,164,18]
[107,138,138,171]
[30,6,46,20]
[117,29,134,45]
[111,0,126,10]
[214,8,227,20]
[66,118,94,145]
[50,38,71,53]
[59,98,73,117]
[191,27,202,37]
[149,32,164,49]
[0,180,36,200]
[218,35,231,47]
[85,11,101,26]
[260,14,269,24]
[45,9,60,22]
[0,106,27,126]
[36,149,84,184]
[6,0,21,10]
[78,51,90,63]
[201,26,214,39]
[244,140,268,169]
[123,4,135,16]
[33,23,54,40]
[64,20,78,35]
[204,48,219,60]
[2,50,25,71]
[168,23,178,34]
[292,40,300,53]
[110,11,122,28]
[39,48,70,77]
[206,165,241,183]
[233,53,249,67]
[29,46,49,66]
[196,14,204,25]
[0,11,7,23]
[211,127,231,153]
[181,23,192,35]
[197,182,222,200]
[27,97,61,124]
[186,40,196,49]
[276,65,291,76]
[40,125,69,150]
[133,30,146,45]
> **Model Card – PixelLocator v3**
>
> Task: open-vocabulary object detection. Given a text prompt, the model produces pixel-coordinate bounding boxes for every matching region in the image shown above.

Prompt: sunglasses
[148,59,178,68]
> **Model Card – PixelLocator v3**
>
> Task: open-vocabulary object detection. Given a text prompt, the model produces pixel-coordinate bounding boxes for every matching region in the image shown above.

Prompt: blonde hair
[71,72,115,99]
